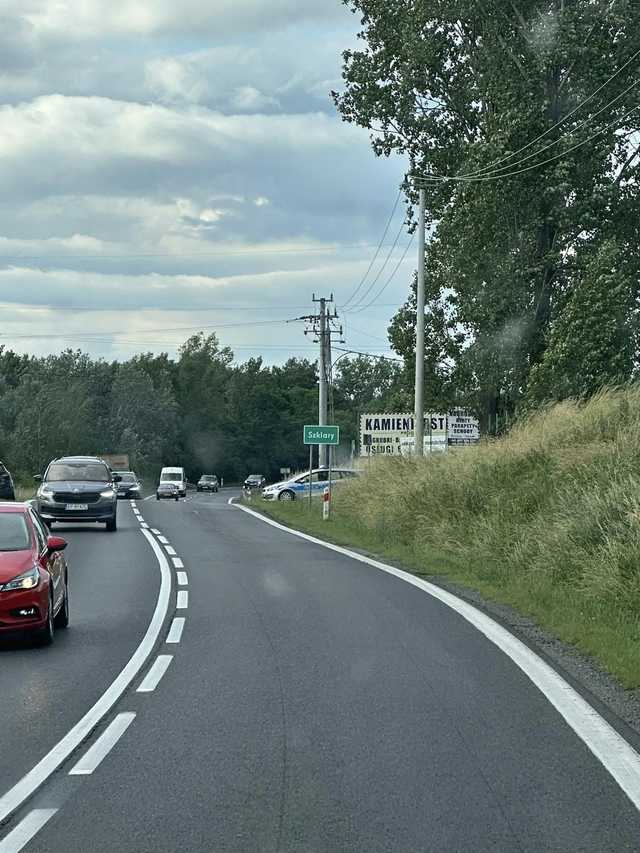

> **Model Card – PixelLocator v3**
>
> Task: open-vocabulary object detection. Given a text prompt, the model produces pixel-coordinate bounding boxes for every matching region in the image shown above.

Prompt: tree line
[0,335,407,484]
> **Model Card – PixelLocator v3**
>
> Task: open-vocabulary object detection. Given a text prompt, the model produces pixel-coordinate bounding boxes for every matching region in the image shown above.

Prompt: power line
[461,76,640,180]
[333,347,403,363]
[0,241,407,263]
[343,323,390,344]
[413,103,640,183]
[349,233,416,314]
[341,188,403,309]
[455,44,640,179]
[345,219,406,311]
[2,317,293,341]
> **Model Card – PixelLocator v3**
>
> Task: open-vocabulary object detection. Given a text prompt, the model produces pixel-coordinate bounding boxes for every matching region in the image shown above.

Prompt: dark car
[35,456,120,531]
[0,503,69,645]
[243,474,266,491]
[114,471,142,499]
[197,475,219,493]
[156,482,180,501]
[0,462,15,501]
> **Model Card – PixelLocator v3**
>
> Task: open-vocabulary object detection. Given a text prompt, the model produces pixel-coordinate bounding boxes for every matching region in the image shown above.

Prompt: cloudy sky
[0,1,411,364]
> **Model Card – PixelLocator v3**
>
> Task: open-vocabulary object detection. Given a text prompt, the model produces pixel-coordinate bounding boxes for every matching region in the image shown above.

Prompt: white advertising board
[448,409,480,445]
[360,413,448,457]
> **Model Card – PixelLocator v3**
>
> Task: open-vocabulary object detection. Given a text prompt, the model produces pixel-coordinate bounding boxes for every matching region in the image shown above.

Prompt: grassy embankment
[255,388,640,688]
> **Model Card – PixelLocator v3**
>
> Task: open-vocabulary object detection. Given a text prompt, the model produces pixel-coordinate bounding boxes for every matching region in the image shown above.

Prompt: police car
[261,467,359,501]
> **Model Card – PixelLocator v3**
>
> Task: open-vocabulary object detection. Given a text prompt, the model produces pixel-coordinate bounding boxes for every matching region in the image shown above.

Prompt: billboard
[360,413,448,457]
[448,409,480,445]
[360,410,480,456]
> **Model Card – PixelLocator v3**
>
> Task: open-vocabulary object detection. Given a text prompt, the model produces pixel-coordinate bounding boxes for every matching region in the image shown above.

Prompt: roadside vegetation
[257,388,640,689]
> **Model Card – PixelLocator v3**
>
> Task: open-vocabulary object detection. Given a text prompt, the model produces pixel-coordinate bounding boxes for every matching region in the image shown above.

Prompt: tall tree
[334,0,640,415]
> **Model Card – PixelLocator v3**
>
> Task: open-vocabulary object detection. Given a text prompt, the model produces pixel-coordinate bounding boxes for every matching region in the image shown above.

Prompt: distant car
[113,471,141,499]
[262,468,360,501]
[0,462,15,501]
[159,467,187,498]
[156,482,180,501]
[244,474,266,491]
[0,503,69,645]
[35,456,120,531]
[197,475,219,493]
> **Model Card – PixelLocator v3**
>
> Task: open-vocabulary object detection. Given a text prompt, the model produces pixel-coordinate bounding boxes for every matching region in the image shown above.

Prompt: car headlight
[1,565,40,592]
[38,486,54,500]
[100,489,115,498]
[130,485,140,491]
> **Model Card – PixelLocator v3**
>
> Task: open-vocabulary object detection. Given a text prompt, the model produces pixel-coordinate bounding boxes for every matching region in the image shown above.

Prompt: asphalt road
[1,490,640,852]
[0,504,159,798]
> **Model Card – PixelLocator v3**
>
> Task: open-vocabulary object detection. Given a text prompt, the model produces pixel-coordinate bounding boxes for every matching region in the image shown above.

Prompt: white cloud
[0,1,410,363]
[231,85,280,112]
[19,0,347,38]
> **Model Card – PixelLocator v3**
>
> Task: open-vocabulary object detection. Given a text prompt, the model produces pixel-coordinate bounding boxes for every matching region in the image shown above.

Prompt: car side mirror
[47,535,67,553]
[112,474,122,482]
[33,474,42,482]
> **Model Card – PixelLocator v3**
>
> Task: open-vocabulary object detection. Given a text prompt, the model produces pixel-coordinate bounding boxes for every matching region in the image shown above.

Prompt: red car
[0,503,69,645]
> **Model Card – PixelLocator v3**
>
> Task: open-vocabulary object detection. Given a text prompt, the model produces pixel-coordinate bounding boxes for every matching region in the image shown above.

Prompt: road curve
[3,490,640,852]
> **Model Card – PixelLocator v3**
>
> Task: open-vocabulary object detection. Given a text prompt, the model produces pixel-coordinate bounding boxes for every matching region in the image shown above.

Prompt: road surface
[0,491,639,852]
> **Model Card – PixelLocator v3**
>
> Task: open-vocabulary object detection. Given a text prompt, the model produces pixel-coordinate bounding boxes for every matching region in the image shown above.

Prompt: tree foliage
[334,0,640,422]
[0,342,401,483]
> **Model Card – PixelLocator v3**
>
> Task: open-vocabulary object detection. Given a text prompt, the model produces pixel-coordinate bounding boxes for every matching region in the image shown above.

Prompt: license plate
[66,503,88,511]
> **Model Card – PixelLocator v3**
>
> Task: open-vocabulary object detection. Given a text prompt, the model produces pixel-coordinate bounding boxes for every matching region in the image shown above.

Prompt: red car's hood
[0,550,35,584]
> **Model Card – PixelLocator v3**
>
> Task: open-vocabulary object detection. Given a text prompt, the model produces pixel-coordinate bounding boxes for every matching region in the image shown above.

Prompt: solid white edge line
[172,557,184,569]
[69,713,136,775]
[0,808,58,853]
[176,590,189,610]
[0,529,171,824]
[176,571,188,586]
[165,545,177,556]
[166,617,185,644]
[233,501,640,814]
[137,655,174,693]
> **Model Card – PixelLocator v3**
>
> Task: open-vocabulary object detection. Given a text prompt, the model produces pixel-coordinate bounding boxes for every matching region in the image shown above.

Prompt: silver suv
[35,456,120,531]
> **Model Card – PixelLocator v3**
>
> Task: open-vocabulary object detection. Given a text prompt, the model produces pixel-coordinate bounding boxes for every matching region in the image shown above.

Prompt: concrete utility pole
[318,297,328,467]
[298,295,343,468]
[414,186,426,457]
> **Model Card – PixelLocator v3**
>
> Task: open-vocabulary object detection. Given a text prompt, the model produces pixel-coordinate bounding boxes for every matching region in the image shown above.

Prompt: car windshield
[201,476,215,481]
[46,462,110,482]
[118,473,136,483]
[248,475,262,480]
[161,472,181,482]
[0,514,30,551]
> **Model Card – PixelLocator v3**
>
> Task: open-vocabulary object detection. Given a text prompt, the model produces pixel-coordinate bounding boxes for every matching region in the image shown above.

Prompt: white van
[159,466,187,497]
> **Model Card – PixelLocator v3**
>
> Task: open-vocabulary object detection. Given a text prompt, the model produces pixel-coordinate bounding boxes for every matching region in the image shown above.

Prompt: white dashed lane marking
[166,618,185,644]
[176,591,189,610]
[177,572,188,586]
[165,545,177,556]
[158,536,169,545]
[137,656,173,694]
[172,557,184,569]
[69,713,136,776]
